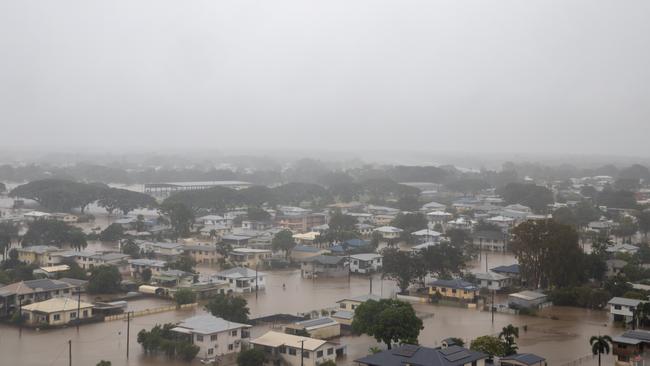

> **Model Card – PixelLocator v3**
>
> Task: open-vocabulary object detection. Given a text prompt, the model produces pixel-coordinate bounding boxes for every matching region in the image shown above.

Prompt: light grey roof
[621,330,650,342]
[501,353,546,365]
[215,267,264,279]
[474,272,509,281]
[295,317,338,329]
[332,310,354,320]
[509,291,547,301]
[128,258,167,267]
[337,294,383,303]
[612,336,643,345]
[172,314,250,335]
[302,255,346,265]
[608,297,644,307]
[350,253,382,261]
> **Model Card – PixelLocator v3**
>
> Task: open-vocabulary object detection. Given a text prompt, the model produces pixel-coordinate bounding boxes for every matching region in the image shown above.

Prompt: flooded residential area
[2,1,650,366]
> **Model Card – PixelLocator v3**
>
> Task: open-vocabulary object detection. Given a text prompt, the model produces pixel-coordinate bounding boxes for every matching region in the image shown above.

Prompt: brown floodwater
[0,268,621,366]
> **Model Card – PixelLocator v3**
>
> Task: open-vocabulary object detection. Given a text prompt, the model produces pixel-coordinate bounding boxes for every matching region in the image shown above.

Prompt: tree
[499,182,553,213]
[96,361,111,366]
[99,224,124,242]
[272,230,296,259]
[470,336,506,360]
[590,335,612,366]
[98,188,157,216]
[22,219,86,249]
[205,294,250,323]
[169,254,196,273]
[10,179,107,212]
[63,261,88,280]
[141,268,152,282]
[352,299,423,349]
[553,207,578,227]
[122,239,141,258]
[87,265,122,294]
[160,202,195,238]
[613,216,638,243]
[420,242,467,279]
[382,248,425,293]
[0,222,19,259]
[390,213,428,242]
[137,323,199,361]
[237,348,266,366]
[511,219,584,288]
[246,207,270,222]
[499,324,519,356]
[638,210,650,238]
[174,288,197,305]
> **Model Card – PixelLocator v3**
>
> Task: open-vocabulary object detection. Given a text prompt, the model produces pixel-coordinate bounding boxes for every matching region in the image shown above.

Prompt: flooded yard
[0,268,624,366]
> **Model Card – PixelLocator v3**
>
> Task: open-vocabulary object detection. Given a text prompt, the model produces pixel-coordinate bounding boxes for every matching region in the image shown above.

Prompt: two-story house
[250,331,338,366]
[171,314,251,363]
[213,267,266,293]
[609,297,645,323]
[349,253,383,274]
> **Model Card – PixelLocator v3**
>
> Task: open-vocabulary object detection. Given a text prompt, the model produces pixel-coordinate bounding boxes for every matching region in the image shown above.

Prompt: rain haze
[1,0,650,157]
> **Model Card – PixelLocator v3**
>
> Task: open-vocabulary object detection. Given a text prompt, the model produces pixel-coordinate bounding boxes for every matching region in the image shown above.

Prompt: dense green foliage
[499,182,554,213]
[237,348,266,366]
[22,219,87,250]
[173,288,197,305]
[87,265,122,294]
[204,294,250,323]
[470,336,506,359]
[271,230,296,259]
[137,323,200,361]
[351,299,423,349]
[160,202,194,238]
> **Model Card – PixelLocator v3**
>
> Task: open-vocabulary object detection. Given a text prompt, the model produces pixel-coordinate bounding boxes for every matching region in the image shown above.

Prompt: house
[349,253,383,274]
[213,267,266,293]
[421,201,446,212]
[56,251,130,270]
[355,223,375,238]
[606,259,628,277]
[184,244,220,265]
[411,229,442,244]
[33,265,71,278]
[473,231,507,251]
[374,226,403,240]
[21,297,94,326]
[609,297,645,323]
[355,344,487,366]
[285,317,341,339]
[0,278,84,316]
[228,248,272,268]
[500,353,546,366]
[292,232,320,245]
[411,241,439,252]
[473,272,511,291]
[275,212,327,233]
[199,224,231,240]
[128,259,167,278]
[426,211,453,227]
[331,310,354,326]
[429,279,478,301]
[606,244,639,255]
[151,269,195,287]
[222,234,253,247]
[447,217,474,231]
[241,220,273,231]
[171,314,251,362]
[336,294,382,312]
[290,245,330,261]
[490,264,521,282]
[16,246,61,266]
[300,255,347,279]
[508,291,548,309]
[612,329,650,365]
[196,215,227,226]
[250,331,338,366]
[137,241,185,260]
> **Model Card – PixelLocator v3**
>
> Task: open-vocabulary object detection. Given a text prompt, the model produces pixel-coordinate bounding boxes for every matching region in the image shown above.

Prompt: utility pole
[485,252,488,272]
[255,263,259,299]
[369,276,373,295]
[68,339,72,366]
[298,339,305,366]
[126,311,131,359]
[491,290,495,324]
[76,289,81,330]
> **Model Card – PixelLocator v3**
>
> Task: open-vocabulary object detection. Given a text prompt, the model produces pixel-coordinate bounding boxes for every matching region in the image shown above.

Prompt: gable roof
[608,297,644,307]
[302,255,346,265]
[429,279,477,291]
[356,344,487,366]
[215,267,264,279]
[251,331,330,352]
[501,353,546,365]
[22,297,93,313]
[491,264,520,275]
[172,314,250,335]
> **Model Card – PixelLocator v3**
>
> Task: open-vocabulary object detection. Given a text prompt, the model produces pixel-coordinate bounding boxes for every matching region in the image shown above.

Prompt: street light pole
[255,263,259,299]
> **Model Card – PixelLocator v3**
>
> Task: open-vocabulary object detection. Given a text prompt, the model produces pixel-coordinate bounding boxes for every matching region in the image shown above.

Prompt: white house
[196,215,227,226]
[171,314,251,363]
[474,272,511,291]
[349,253,383,274]
[374,226,403,240]
[411,229,442,244]
[609,297,645,323]
[250,331,338,366]
[213,267,266,293]
[128,259,167,277]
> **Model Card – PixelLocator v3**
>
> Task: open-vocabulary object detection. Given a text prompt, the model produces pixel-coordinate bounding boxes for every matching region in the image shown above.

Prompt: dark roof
[473,230,505,241]
[622,330,650,342]
[491,264,520,274]
[23,279,71,291]
[501,353,546,365]
[344,239,369,247]
[429,279,477,291]
[302,255,346,265]
[356,345,487,366]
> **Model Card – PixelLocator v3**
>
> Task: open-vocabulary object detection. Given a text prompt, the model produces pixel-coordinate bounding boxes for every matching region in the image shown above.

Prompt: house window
[231,330,237,336]
[279,346,286,354]
[614,305,622,310]
[351,305,357,310]
[211,335,218,341]
[70,312,77,319]
[451,289,457,294]
[53,314,61,321]
[317,350,323,358]
[339,304,346,309]
[289,348,297,356]
[228,344,234,351]
[196,335,204,342]
[83,310,88,317]
[303,351,310,359]
[327,348,334,355]
[208,348,214,355]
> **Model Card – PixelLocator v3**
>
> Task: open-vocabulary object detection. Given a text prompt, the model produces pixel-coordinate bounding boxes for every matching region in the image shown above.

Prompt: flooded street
[0,267,622,366]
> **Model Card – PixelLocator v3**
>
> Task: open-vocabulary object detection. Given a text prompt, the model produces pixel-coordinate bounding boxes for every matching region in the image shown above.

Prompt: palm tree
[499,324,519,356]
[590,335,612,366]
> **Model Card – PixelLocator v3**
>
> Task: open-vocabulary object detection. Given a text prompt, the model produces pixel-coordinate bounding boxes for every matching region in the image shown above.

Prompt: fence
[104,302,197,322]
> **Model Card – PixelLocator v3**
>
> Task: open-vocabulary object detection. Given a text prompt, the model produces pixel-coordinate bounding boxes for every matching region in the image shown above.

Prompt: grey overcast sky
[1,0,649,157]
